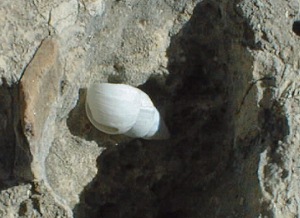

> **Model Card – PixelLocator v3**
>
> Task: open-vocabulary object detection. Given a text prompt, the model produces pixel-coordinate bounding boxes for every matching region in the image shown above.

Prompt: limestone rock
[1,0,300,217]
[20,38,61,181]
[49,0,78,34]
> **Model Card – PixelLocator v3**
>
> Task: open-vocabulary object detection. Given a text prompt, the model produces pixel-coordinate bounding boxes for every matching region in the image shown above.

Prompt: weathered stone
[46,131,103,208]
[0,182,71,218]
[49,0,78,34]
[0,1,50,85]
[1,0,300,217]
[20,38,60,181]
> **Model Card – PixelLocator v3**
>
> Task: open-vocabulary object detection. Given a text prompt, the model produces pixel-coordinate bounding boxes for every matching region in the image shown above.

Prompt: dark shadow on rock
[74,139,174,218]
[73,0,289,217]
[0,79,33,190]
[0,80,17,189]
[66,88,123,146]
[67,89,93,141]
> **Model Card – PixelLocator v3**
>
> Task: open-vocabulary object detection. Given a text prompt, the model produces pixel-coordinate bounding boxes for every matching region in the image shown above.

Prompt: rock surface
[20,39,60,180]
[0,0,299,217]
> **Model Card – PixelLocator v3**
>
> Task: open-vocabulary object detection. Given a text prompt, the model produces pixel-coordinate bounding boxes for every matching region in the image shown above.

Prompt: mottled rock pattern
[0,0,299,217]
[0,1,49,85]
[0,182,71,218]
[20,39,58,138]
[46,129,103,208]
[20,38,60,181]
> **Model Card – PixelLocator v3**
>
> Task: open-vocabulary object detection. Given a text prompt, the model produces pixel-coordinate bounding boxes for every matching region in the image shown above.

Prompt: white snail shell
[85,83,170,140]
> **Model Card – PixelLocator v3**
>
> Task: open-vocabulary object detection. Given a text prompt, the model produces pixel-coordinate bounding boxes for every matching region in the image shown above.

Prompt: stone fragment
[20,38,61,181]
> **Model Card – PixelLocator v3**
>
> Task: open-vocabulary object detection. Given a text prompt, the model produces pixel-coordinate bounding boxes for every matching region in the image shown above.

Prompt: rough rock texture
[19,39,60,181]
[0,0,300,217]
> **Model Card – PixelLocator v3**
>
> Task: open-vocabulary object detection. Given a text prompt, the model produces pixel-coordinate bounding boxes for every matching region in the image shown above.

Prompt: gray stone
[0,0,299,217]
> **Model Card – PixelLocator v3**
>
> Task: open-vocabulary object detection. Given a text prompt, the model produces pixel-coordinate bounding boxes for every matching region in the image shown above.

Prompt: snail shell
[85,83,170,140]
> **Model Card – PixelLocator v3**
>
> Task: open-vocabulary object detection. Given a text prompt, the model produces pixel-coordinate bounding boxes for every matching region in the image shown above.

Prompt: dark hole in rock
[292,20,300,36]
